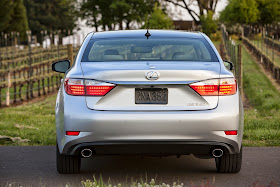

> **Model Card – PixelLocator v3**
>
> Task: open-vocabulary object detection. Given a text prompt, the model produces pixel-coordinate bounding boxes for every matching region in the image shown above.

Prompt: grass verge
[0,94,56,146]
[242,46,280,146]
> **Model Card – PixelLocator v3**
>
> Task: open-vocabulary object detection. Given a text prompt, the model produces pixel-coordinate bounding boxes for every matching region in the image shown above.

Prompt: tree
[0,0,29,40]
[110,0,131,30]
[0,0,15,32]
[7,0,29,38]
[24,0,78,43]
[110,0,158,29]
[80,0,115,31]
[80,0,100,31]
[256,0,280,25]
[200,10,217,36]
[80,0,158,31]
[219,0,259,25]
[163,0,219,24]
[142,3,174,29]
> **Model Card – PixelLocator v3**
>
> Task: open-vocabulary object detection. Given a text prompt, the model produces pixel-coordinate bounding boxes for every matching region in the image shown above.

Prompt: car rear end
[54,30,243,173]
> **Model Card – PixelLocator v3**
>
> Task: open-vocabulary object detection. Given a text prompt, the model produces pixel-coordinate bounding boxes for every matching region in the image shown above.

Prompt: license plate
[135,88,168,104]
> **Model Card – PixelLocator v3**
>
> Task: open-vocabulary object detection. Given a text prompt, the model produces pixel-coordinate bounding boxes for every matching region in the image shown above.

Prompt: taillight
[190,78,237,96]
[64,78,115,96]
[85,80,115,96]
[189,79,219,96]
[219,79,237,95]
[64,78,85,95]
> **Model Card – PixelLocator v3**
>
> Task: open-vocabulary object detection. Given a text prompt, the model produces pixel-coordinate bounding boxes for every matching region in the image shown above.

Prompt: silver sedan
[52,30,244,174]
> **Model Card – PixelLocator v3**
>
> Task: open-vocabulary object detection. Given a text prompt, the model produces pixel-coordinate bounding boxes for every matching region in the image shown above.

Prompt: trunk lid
[81,61,220,111]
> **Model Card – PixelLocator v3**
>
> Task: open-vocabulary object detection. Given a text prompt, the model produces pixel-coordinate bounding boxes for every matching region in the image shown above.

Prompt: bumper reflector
[225,130,238,135]
[66,131,80,136]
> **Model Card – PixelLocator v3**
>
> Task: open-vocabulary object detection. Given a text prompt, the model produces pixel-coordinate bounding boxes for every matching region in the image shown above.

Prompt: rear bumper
[56,89,244,156]
[65,140,238,157]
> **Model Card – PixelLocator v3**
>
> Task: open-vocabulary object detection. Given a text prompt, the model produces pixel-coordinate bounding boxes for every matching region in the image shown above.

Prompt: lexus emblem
[146,71,160,80]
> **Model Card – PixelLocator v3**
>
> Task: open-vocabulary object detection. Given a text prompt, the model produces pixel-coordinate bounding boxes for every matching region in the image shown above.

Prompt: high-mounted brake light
[64,78,115,96]
[189,78,237,96]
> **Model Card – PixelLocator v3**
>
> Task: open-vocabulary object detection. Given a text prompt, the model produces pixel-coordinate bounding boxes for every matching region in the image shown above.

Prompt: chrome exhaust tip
[81,148,93,158]
[212,148,224,158]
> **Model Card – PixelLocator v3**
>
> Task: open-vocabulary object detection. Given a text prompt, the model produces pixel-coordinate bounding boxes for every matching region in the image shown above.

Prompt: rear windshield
[82,38,218,62]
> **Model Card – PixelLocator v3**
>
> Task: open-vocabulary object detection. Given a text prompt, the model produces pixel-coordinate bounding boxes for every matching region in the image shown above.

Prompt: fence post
[237,44,243,99]
[272,35,274,62]
[67,44,73,65]
[0,35,2,69]
[26,30,33,99]
[6,72,11,106]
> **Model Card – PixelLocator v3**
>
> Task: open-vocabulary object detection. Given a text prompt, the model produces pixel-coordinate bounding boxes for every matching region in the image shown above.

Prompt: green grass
[242,46,280,146]
[0,95,56,146]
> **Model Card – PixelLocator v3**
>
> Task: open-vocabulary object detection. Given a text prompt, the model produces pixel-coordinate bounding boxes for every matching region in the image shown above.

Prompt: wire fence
[241,25,280,84]
[221,25,243,97]
[0,31,80,108]
[243,25,280,64]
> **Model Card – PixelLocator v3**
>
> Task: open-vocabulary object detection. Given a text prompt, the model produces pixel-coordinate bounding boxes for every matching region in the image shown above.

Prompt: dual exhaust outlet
[81,147,224,158]
[81,148,93,158]
[212,148,224,158]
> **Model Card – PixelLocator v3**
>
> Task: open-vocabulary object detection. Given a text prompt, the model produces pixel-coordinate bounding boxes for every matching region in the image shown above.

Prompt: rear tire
[215,146,242,173]
[56,144,81,174]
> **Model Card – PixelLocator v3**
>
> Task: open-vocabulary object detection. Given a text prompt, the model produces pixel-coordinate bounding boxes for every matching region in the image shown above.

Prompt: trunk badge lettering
[146,71,160,80]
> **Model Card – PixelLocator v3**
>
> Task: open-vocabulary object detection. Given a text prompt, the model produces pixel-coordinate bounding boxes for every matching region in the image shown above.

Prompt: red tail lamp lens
[190,78,237,96]
[64,78,85,95]
[64,78,115,96]
[219,79,237,95]
[66,131,80,136]
[225,130,238,135]
[85,80,115,96]
[190,85,219,96]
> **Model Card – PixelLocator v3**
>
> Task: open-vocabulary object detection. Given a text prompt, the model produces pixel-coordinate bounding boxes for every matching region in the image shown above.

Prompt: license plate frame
[135,88,168,104]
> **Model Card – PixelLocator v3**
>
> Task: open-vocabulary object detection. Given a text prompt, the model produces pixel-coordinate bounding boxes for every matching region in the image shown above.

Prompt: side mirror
[223,60,234,71]
[52,60,70,73]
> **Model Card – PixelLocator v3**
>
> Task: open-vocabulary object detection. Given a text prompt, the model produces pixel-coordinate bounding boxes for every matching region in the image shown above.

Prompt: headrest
[104,49,119,55]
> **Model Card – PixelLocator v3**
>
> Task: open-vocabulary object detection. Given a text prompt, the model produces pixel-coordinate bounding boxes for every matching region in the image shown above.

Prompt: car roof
[91,30,203,39]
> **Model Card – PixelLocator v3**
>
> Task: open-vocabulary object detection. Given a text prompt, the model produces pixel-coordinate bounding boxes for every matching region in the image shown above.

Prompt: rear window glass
[82,38,218,62]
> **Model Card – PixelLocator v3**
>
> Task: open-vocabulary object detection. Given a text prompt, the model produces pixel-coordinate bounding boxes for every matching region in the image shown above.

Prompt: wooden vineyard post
[27,30,32,99]
[42,78,46,95]
[13,82,16,103]
[0,87,2,107]
[47,77,50,93]
[237,44,243,100]
[38,79,41,97]
[67,44,73,65]
[6,72,11,106]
